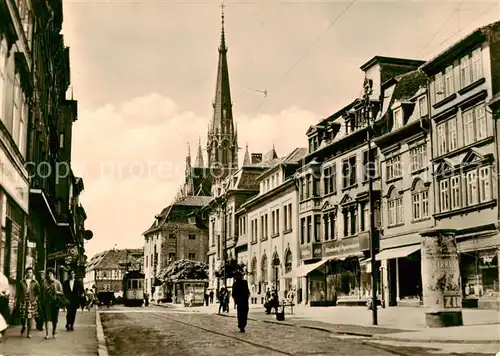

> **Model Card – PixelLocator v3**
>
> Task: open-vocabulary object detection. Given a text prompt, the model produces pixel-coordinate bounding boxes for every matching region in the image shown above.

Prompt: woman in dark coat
[40,268,64,339]
[19,267,40,338]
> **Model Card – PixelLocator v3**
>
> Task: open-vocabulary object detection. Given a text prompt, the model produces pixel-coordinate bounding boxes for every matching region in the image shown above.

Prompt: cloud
[73,94,318,258]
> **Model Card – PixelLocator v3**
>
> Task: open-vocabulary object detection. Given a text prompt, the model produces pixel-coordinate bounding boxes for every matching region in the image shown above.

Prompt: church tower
[206,4,238,177]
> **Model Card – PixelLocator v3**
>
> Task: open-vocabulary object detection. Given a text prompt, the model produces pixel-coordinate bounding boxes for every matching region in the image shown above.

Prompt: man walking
[63,270,84,331]
[231,271,250,333]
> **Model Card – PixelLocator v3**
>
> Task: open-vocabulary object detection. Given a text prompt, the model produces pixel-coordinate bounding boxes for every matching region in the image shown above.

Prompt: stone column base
[425,311,463,328]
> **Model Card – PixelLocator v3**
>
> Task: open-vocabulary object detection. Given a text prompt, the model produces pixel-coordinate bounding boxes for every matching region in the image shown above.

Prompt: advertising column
[421,229,463,327]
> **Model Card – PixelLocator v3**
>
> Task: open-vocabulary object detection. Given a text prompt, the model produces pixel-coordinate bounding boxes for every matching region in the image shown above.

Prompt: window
[437,123,447,156]
[275,209,280,234]
[314,215,321,242]
[435,72,444,102]
[386,155,401,181]
[360,202,370,231]
[419,96,427,117]
[300,218,305,244]
[188,253,196,260]
[460,56,470,88]
[189,234,195,240]
[479,166,491,202]
[271,211,276,235]
[439,180,450,212]
[306,216,312,243]
[284,203,292,230]
[343,206,357,236]
[323,214,329,241]
[283,205,288,231]
[393,108,403,129]
[463,110,474,146]
[11,74,20,138]
[412,193,421,220]
[444,66,454,97]
[450,176,461,210]
[342,156,356,188]
[387,190,403,226]
[448,118,457,151]
[466,171,478,205]
[410,144,426,172]
[363,149,378,181]
[475,105,487,141]
[323,164,336,195]
[471,48,482,82]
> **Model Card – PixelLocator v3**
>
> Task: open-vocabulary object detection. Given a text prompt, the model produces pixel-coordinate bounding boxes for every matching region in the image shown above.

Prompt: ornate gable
[462,147,492,166]
[435,158,456,176]
[339,194,354,206]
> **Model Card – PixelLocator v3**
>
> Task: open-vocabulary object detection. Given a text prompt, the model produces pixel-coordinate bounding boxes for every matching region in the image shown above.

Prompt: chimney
[251,153,262,164]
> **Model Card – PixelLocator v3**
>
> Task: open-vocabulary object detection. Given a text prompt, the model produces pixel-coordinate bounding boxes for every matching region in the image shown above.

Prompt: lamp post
[272,254,280,299]
[363,77,378,326]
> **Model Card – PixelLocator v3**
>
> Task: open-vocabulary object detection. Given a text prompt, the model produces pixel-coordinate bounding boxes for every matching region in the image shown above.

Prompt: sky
[61,0,499,259]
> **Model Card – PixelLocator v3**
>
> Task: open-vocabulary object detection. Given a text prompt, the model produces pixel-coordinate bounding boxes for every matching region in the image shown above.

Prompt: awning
[283,259,328,278]
[375,244,420,261]
[458,235,500,253]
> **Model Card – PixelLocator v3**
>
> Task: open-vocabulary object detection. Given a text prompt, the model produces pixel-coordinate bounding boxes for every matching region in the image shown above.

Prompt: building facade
[289,56,424,306]
[421,21,500,309]
[0,0,90,319]
[143,196,211,301]
[239,148,306,304]
[84,248,143,297]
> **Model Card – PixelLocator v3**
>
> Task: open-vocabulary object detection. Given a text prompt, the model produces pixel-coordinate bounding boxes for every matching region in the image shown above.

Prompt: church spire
[207,1,238,176]
[243,143,251,166]
[195,137,204,168]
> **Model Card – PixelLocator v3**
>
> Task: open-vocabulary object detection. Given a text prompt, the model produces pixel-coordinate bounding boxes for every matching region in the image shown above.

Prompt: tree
[214,258,246,279]
[159,259,208,283]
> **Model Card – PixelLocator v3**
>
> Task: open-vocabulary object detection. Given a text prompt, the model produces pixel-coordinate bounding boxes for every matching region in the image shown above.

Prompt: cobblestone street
[99,306,490,356]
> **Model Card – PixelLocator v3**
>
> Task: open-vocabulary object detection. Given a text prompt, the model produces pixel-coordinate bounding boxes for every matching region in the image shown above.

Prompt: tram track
[145,311,449,356]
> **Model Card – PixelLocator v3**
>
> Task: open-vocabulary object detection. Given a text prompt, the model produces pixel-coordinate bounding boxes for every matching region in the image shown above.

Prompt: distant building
[83,248,143,297]
[142,196,211,301]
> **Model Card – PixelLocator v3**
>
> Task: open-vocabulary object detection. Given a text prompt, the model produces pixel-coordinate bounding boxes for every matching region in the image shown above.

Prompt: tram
[123,270,145,307]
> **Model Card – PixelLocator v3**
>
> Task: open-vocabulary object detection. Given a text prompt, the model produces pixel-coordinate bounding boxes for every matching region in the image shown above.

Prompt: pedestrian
[144,292,149,307]
[19,267,40,338]
[41,267,64,339]
[80,289,88,312]
[36,270,45,331]
[209,290,214,304]
[231,271,250,333]
[63,270,84,331]
[218,288,226,313]
[204,292,209,306]
[0,271,10,340]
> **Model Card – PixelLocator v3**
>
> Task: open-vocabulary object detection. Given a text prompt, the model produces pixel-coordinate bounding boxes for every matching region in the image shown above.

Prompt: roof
[360,56,425,71]
[421,21,500,75]
[86,248,144,271]
[257,147,307,180]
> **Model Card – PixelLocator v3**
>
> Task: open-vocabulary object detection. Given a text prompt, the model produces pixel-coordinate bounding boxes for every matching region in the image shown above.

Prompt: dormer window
[393,108,403,129]
[418,96,427,117]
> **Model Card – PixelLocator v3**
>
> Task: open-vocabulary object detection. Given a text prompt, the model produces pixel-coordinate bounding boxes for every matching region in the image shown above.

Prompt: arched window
[284,250,292,274]
[250,257,257,285]
[271,251,280,283]
[261,254,268,284]
[411,179,430,220]
[386,186,403,227]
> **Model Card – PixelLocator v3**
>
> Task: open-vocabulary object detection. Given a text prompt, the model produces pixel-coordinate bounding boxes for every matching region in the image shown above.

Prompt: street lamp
[272,254,280,299]
[363,77,379,326]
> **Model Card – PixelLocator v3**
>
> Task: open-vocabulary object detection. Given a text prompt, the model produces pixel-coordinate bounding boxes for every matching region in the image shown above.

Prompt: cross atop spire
[219,1,226,52]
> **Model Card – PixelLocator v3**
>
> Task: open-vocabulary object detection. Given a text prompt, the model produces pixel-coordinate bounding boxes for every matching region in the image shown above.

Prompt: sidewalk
[0,309,98,355]
[159,302,500,344]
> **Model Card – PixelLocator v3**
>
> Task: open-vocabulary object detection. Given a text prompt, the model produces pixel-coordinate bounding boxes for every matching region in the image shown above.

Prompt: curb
[370,334,500,345]
[95,308,110,356]
[214,313,500,344]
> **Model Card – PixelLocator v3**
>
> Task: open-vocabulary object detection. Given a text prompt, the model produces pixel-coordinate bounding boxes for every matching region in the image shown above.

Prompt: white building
[237,148,306,303]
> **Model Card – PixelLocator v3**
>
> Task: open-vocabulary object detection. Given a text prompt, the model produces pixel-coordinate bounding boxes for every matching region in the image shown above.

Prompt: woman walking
[19,267,40,338]
[40,268,64,339]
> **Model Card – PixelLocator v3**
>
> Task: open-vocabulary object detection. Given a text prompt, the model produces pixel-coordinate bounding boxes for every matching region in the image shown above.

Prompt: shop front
[286,243,323,305]
[322,238,366,306]
[0,149,30,321]
[457,233,500,309]
[377,243,422,307]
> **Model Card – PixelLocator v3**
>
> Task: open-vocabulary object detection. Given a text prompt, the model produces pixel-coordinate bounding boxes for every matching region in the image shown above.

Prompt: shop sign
[312,243,322,258]
[358,231,370,251]
[0,150,29,213]
[48,251,69,260]
[323,240,359,258]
